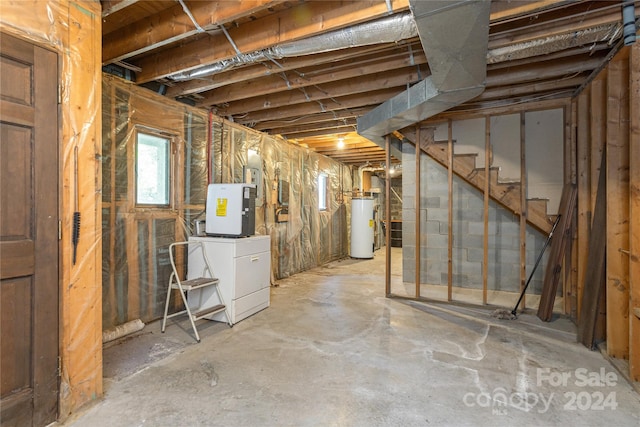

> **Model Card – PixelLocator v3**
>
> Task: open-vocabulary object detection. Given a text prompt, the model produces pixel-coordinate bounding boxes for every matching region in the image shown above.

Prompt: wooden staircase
[401,130,554,234]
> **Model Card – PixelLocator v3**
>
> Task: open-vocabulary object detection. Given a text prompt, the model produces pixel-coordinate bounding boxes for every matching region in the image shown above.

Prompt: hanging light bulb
[337,137,345,149]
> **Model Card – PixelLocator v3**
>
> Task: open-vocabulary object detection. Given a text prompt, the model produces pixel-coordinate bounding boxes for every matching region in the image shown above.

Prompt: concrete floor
[62,248,639,427]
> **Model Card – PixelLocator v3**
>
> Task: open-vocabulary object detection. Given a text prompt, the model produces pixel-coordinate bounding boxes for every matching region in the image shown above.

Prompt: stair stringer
[401,130,553,235]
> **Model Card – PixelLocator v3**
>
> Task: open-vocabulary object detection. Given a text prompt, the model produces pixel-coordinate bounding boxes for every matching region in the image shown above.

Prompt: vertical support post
[415,125,421,298]
[519,112,527,310]
[628,42,640,381]
[126,105,139,321]
[606,50,630,359]
[565,102,578,316]
[108,85,117,325]
[483,116,490,305]
[576,89,591,320]
[385,135,392,297]
[447,119,453,301]
[590,73,607,214]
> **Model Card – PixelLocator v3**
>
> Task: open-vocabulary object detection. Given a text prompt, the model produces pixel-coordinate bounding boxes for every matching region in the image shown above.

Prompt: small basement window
[318,173,328,211]
[136,132,170,206]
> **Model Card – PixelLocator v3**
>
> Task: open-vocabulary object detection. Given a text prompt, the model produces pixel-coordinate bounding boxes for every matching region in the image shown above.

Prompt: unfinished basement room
[1,1,640,426]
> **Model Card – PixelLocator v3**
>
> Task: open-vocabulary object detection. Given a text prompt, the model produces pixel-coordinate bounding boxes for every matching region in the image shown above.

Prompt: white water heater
[351,197,374,258]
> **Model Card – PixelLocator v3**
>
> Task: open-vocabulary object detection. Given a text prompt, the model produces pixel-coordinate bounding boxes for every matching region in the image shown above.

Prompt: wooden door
[0,33,59,427]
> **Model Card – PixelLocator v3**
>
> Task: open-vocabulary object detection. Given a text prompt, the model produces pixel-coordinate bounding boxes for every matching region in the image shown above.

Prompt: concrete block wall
[389,177,403,220]
[402,142,548,295]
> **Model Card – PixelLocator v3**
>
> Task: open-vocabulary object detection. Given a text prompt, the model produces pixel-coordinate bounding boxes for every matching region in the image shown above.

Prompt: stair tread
[192,304,226,319]
[419,140,553,234]
[173,277,220,291]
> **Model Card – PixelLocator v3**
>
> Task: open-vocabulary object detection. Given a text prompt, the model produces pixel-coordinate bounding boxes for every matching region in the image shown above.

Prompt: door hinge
[58,84,62,104]
[58,220,62,240]
[58,356,62,377]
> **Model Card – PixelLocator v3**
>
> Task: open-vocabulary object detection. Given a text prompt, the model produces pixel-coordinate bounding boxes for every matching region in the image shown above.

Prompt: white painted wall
[490,114,520,182]
[525,109,564,213]
[434,118,486,166]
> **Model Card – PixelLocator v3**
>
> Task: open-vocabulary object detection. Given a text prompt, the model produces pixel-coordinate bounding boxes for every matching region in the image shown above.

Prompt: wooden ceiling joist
[166,43,398,97]
[133,0,410,83]
[232,87,403,124]
[215,65,427,115]
[255,107,373,132]
[198,50,428,106]
[103,1,287,64]
[101,0,631,166]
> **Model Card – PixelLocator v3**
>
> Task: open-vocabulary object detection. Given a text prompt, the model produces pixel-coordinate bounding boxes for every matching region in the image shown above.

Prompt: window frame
[134,128,174,208]
[318,172,328,211]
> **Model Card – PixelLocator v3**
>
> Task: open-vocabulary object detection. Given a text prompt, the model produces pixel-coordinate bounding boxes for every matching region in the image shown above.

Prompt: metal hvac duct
[357,0,492,145]
[169,13,417,81]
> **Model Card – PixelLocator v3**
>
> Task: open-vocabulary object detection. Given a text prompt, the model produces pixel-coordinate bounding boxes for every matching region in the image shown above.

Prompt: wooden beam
[103,1,285,63]
[172,42,421,97]
[425,98,570,123]
[485,54,605,88]
[215,66,426,115]
[167,43,407,97]
[235,87,402,123]
[276,118,358,137]
[279,125,358,140]
[134,0,410,83]
[576,88,591,320]
[589,72,607,214]
[385,135,392,296]
[629,40,640,382]
[577,125,608,350]
[606,49,630,359]
[254,107,372,132]
[198,52,427,106]
[447,119,453,302]
[565,102,578,317]
[473,75,585,102]
[303,140,378,151]
[415,125,421,298]
[483,116,490,305]
[537,184,577,321]
[487,43,611,71]
[519,112,527,310]
[489,5,623,50]
[101,0,138,17]
[317,147,385,157]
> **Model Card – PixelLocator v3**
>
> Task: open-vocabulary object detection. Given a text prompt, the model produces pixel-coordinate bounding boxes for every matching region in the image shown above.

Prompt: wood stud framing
[605,49,630,359]
[629,42,640,382]
[415,125,421,298]
[483,116,490,305]
[447,120,453,302]
[576,89,591,320]
[385,135,392,297]
[519,112,527,310]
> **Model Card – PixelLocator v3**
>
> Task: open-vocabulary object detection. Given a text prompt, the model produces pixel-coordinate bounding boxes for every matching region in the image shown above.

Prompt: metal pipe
[622,0,637,46]
[220,24,243,56]
[178,0,204,33]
